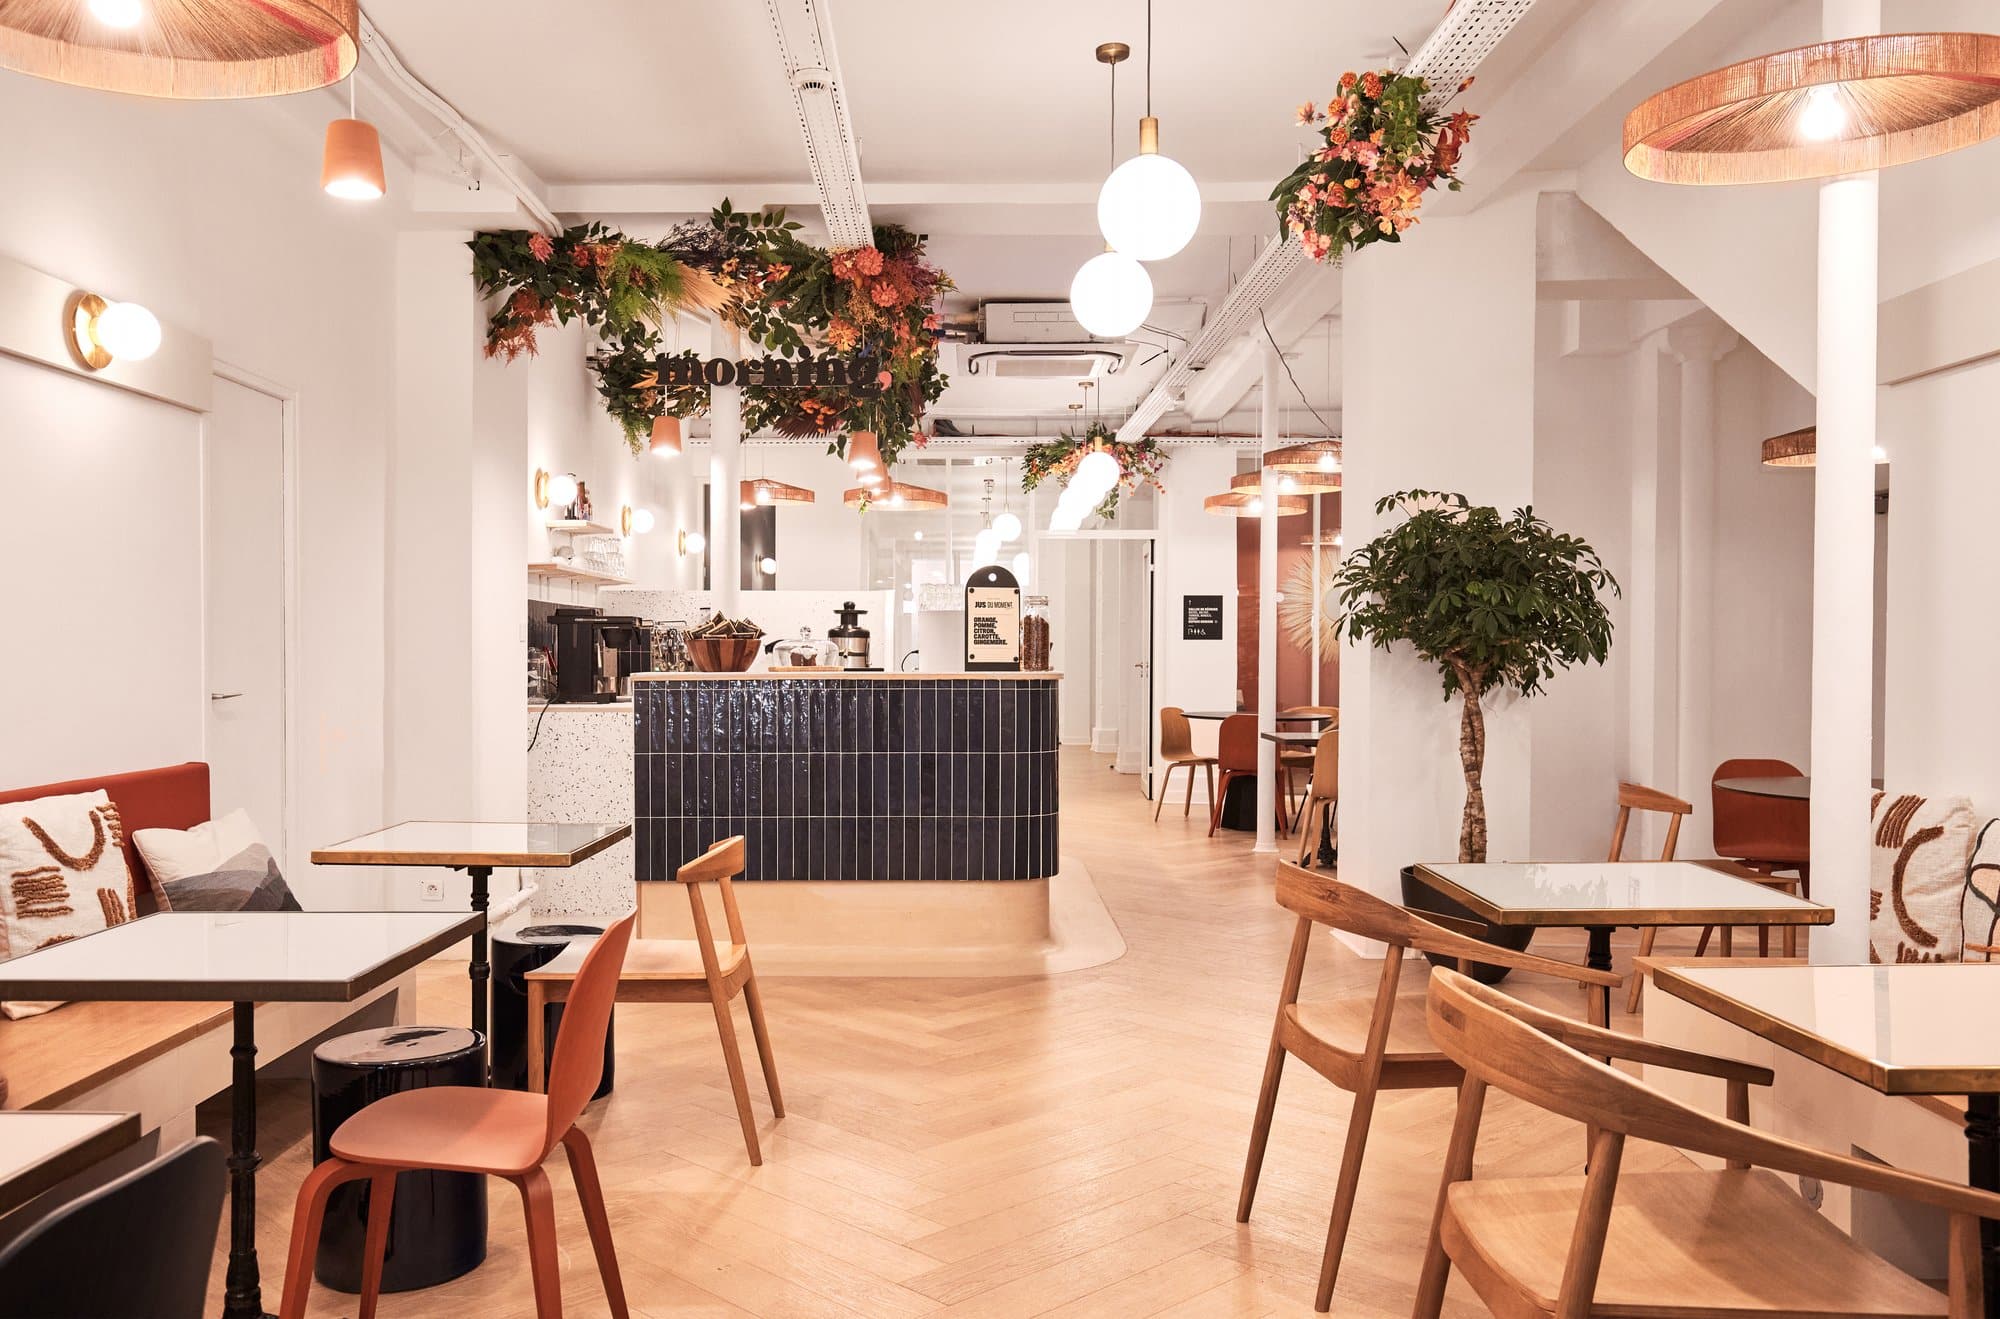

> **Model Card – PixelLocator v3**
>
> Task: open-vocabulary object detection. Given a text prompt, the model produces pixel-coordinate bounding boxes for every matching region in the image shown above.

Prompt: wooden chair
[1711,757,1810,958]
[280,912,637,1319]
[1208,714,1289,838]
[1154,706,1217,821]
[1414,966,1998,1319]
[1279,707,1337,812]
[528,835,783,1165]
[1293,729,1339,866]
[1237,863,1621,1313]
[1608,781,1692,1013]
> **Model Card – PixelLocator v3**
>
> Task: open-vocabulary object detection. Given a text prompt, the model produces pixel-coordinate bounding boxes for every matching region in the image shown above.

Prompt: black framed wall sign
[1183,594,1224,640]
[964,566,1022,671]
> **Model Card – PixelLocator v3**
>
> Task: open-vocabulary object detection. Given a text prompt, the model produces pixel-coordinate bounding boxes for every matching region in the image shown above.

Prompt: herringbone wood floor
[208,748,1699,1317]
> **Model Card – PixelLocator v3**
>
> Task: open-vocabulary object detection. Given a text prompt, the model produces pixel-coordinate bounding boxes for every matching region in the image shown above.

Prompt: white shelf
[546,519,619,536]
[527,562,631,586]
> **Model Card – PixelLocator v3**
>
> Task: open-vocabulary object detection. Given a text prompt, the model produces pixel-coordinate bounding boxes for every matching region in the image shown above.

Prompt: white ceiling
[362,0,1609,431]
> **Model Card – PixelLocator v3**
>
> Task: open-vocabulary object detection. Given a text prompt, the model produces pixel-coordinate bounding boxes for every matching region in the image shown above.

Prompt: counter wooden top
[633,671,1061,681]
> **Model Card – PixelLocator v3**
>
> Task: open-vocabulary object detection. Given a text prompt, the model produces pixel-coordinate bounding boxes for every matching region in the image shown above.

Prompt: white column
[1666,320,1737,839]
[708,323,743,614]
[1255,343,1282,854]
[1625,337,1680,804]
[1310,495,1322,706]
[1811,0,1880,965]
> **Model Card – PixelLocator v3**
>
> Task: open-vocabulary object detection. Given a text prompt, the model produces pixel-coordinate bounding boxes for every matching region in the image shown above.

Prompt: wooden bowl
[687,635,762,673]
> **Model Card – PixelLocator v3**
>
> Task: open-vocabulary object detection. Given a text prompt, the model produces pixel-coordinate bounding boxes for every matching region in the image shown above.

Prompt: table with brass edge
[312,821,631,1044]
[0,1110,140,1217]
[1408,860,1835,1023]
[1654,961,2000,1315]
[0,910,481,1319]
[1182,710,1334,724]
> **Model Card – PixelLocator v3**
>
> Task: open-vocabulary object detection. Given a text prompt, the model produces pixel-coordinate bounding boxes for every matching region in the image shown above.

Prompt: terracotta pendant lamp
[846,429,883,474]
[1263,438,1343,476]
[649,415,683,457]
[1624,33,2000,185]
[1761,426,1818,468]
[321,71,384,201]
[0,0,360,99]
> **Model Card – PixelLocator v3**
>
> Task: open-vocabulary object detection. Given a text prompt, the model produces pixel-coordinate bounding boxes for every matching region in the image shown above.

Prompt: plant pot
[687,635,761,673]
[1399,865,1533,986]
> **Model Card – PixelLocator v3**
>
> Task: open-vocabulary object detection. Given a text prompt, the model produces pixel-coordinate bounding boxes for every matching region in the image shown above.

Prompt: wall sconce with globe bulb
[533,468,581,511]
[64,292,161,370]
[678,529,706,557]
[621,506,655,536]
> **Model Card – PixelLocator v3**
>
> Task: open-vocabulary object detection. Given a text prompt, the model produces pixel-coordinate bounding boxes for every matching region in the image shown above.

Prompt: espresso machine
[830,601,873,671]
[552,607,655,702]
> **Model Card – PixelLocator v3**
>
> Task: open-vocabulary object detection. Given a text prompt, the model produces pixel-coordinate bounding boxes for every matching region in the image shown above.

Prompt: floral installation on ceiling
[470,202,953,465]
[1273,69,1478,265]
[1020,422,1168,522]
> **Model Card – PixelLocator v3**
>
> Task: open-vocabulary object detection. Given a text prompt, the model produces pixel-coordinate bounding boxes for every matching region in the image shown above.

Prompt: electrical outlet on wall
[419,877,444,902]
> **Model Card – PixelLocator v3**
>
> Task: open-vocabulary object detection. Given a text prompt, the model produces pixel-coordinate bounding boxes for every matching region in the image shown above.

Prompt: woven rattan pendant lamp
[1624,33,2000,185]
[0,0,359,99]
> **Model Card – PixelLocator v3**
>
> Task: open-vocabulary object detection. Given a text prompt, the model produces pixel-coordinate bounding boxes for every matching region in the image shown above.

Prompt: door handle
[209,692,244,701]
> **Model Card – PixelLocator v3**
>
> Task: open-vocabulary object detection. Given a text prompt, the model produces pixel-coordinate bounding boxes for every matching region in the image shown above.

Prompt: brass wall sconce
[64,292,161,371]
[533,468,579,511]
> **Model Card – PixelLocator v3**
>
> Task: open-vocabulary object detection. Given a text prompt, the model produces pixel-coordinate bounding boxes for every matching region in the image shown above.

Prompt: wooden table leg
[527,979,547,1095]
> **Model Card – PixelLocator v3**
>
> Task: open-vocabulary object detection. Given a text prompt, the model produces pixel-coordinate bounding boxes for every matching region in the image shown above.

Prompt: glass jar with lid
[1022,596,1052,672]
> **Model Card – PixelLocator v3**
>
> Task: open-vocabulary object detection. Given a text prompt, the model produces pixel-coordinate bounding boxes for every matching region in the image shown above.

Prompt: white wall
[1151,445,1240,777]
[0,74,396,908]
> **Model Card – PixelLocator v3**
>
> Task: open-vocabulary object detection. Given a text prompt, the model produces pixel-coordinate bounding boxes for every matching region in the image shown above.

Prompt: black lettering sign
[1183,595,1224,641]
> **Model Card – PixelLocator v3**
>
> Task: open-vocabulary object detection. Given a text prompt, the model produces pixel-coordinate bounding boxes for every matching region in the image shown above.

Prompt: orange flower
[1339,71,1357,93]
[1362,70,1382,98]
[1295,101,1317,126]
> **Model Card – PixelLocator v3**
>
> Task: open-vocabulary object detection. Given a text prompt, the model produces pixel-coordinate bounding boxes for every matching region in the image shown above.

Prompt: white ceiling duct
[764,0,872,248]
[1114,0,1539,444]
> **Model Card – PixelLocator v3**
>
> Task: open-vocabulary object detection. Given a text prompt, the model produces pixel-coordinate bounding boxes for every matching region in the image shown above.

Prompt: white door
[203,378,288,859]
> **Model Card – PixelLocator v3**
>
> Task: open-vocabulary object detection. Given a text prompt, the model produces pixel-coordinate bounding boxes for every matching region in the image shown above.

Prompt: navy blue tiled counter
[633,673,1060,883]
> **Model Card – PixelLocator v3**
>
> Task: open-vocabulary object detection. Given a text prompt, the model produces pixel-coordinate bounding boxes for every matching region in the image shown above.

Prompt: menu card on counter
[964,566,1022,671]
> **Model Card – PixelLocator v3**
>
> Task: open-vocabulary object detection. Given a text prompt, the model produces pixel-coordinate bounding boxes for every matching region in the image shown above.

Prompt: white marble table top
[1654,962,2000,1094]
[1412,860,1832,928]
[313,820,630,868]
[0,911,481,1002]
[0,1111,141,1216]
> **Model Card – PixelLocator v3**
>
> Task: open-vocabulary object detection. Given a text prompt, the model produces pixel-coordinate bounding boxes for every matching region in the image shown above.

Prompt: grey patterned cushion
[160,843,302,913]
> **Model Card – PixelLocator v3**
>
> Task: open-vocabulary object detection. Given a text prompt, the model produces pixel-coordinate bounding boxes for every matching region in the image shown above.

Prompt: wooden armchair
[1609,780,1691,1013]
[1416,967,1996,1319]
[1236,862,1621,1313]
[527,836,783,1165]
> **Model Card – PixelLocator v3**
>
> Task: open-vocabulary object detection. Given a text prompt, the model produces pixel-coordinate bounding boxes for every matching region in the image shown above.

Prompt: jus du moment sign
[658,350,884,393]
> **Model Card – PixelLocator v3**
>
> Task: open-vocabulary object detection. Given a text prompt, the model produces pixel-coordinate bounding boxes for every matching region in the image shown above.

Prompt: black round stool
[311,1026,488,1293]
[492,924,615,1097]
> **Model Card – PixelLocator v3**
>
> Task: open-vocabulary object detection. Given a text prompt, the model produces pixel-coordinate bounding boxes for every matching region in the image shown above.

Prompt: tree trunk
[1454,662,1489,863]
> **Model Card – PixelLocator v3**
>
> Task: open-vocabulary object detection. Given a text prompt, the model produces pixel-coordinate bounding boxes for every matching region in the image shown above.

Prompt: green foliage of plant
[1331,490,1619,861]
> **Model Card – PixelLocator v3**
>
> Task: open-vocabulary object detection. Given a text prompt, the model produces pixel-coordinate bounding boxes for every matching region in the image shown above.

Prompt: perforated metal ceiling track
[766,0,873,249]
[1114,0,1537,442]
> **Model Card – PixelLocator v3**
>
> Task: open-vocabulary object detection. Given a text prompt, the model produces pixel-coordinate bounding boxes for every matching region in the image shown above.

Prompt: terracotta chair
[1293,729,1339,866]
[1154,706,1218,821]
[1712,757,1810,956]
[1414,967,1998,1319]
[528,835,783,1164]
[1607,781,1692,1013]
[279,912,637,1319]
[1208,714,1289,838]
[1237,863,1619,1313]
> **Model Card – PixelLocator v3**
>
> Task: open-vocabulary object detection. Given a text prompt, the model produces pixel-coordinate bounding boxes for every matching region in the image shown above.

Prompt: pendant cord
[349,72,356,118]
[1145,0,1153,118]
[1108,59,1116,169]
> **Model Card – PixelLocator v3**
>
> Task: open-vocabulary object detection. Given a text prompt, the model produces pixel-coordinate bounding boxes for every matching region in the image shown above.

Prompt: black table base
[462,864,491,1046]
[222,1002,274,1319]
[1968,1092,1999,1316]
[1583,926,1615,1026]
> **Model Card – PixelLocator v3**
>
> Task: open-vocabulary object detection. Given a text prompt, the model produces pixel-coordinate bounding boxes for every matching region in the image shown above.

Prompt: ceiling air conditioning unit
[969,301,1132,379]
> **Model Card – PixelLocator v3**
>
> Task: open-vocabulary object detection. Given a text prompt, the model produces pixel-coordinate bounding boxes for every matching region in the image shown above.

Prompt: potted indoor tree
[1331,490,1617,963]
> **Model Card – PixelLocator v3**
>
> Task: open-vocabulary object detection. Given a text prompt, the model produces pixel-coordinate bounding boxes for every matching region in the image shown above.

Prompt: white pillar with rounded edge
[709,323,743,616]
[1811,0,1879,965]
[1255,343,1282,854]
[1310,496,1322,707]
[1666,319,1737,840]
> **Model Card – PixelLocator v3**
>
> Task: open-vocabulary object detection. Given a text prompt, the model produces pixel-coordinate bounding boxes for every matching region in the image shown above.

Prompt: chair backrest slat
[1607,780,1693,862]
[1217,714,1258,773]
[544,910,636,1148]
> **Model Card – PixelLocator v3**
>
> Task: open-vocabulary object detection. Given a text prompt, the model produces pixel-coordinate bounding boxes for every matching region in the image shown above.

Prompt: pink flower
[876,370,892,389]
[527,232,554,262]
[1295,101,1317,126]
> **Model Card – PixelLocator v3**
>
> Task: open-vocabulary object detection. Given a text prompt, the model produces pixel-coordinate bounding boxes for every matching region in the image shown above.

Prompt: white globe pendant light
[1095,4,1199,262]
[992,510,1023,543]
[1100,143,1200,261]
[1069,250,1153,339]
